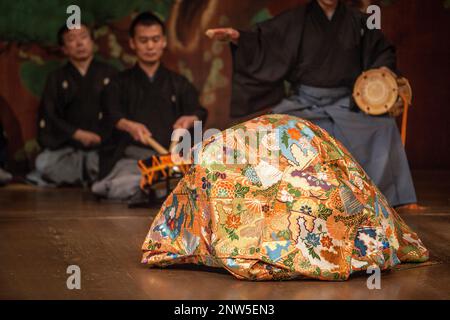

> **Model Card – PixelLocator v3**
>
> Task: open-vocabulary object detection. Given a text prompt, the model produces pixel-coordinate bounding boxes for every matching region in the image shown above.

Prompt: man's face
[62,25,94,61]
[130,24,167,65]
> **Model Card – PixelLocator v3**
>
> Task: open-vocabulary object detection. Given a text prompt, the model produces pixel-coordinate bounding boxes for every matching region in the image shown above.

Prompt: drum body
[353,68,412,117]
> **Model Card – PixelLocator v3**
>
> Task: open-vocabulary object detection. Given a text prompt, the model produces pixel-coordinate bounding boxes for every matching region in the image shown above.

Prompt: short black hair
[129,12,166,37]
[57,23,93,46]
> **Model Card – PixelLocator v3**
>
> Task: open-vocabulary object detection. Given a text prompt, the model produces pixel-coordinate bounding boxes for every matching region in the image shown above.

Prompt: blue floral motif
[382,239,390,250]
[305,233,320,247]
[242,166,261,185]
[354,228,377,257]
[153,195,185,240]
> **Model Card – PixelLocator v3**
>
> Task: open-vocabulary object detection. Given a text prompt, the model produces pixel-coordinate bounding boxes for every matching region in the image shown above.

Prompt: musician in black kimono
[207,0,417,208]
[92,12,207,201]
[27,23,117,186]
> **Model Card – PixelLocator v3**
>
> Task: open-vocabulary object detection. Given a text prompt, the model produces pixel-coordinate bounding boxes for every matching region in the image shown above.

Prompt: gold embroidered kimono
[142,114,428,281]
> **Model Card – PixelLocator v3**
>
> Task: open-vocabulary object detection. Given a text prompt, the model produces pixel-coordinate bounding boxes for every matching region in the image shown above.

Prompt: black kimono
[231,0,416,207]
[93,64,207,200]
[231,0,395,117]
[28,59,117,186]
[38,59,118,150]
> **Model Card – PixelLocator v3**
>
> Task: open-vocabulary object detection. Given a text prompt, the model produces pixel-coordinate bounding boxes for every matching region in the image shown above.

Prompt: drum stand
[137,136,190,204]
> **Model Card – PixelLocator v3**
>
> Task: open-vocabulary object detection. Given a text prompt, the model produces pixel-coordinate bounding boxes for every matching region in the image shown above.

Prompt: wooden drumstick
[143,135,169,155]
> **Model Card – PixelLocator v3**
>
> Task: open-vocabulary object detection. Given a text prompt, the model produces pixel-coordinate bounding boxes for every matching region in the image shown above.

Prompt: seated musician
[27,23,117,186]
[92,12,208,201]
[207,0,417,209]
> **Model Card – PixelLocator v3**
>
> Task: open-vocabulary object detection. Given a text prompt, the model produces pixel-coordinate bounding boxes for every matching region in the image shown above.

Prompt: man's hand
[116,118,152,145]
[72,129,101,147]
[173,115,199,130]
[205,28,240,44]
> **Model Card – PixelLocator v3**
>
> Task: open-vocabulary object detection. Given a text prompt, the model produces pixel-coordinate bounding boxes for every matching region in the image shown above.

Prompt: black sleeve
[100,75,126,140]
[179,78,208,122]
[38,73,77,148]
[361,21,397,72]
[230,7,306,118]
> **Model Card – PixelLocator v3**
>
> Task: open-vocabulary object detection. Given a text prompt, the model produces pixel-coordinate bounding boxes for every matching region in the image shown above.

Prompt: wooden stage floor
[0,170,449,300]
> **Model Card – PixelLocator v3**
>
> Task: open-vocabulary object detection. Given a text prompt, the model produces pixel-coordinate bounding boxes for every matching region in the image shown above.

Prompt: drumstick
[143,135,169,155]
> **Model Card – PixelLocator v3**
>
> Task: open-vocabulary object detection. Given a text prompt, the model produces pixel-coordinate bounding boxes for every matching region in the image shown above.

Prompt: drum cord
[399,92,410,146]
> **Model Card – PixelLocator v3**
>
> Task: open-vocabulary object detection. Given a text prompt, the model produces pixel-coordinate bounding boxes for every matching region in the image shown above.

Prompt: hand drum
[353,68,412,117]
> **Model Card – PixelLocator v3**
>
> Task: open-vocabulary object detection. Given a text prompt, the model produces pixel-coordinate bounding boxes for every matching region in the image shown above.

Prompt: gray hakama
[91,146,156,201]
[26,147,98,186]
[273,85,417,207]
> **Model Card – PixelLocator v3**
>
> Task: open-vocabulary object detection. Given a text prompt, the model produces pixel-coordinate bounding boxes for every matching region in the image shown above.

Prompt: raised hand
[205,28,240,44]
[173,115,199,130]
[116,119,152,146]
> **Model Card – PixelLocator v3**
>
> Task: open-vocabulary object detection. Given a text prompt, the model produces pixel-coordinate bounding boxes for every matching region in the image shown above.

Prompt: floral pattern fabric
[142,114,429,281]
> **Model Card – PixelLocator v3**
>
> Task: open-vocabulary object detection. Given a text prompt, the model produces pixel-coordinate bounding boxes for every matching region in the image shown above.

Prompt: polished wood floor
[0,170,449,300]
